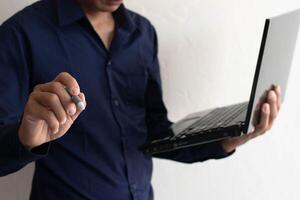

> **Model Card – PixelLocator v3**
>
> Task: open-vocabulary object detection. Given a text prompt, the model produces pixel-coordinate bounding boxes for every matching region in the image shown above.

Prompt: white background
[1,0,300,199]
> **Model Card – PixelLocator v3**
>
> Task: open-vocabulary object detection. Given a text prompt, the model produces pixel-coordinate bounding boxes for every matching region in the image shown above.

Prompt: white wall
[1,0,300,199]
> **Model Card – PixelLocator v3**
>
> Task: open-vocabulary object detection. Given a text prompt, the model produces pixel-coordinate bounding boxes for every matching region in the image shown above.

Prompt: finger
[28,98,60,134]
[252,90,268,126]
[267,90,278,126]
[274,85,281,111]
[248,131,259,140]
[31,91,67,125]
[34,82,77,116]
[255,103,270,135]
[259,89,269,104]
[70,93,86,122]
[252,106,261,126]
[54,72,80,96]
[255,89,268,111]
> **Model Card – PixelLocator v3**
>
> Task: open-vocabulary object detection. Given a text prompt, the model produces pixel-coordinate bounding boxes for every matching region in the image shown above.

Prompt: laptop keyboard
[183,102,248,134]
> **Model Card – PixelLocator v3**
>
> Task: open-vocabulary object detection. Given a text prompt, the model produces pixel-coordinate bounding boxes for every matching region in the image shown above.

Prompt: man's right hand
[18,72,87,150]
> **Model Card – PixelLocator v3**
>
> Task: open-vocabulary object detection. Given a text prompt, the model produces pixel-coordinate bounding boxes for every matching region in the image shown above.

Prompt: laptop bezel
[243,19,270,133]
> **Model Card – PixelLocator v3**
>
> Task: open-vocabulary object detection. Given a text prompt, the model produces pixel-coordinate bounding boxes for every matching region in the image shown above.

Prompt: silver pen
[65,87,85,111]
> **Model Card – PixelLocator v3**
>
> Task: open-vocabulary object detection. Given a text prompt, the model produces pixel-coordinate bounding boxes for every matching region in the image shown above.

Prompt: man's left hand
[221,85,281,153]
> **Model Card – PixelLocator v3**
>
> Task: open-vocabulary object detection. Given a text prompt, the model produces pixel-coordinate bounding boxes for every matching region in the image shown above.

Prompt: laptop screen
[244,9,300,133]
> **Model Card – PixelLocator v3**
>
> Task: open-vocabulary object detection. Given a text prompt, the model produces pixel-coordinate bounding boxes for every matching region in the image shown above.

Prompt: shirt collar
[56,0,136,32]
[56,0,85,27]
[113,4,136,33]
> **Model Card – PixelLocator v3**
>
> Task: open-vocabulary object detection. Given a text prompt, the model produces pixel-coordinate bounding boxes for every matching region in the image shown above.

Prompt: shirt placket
[104,32,139,199]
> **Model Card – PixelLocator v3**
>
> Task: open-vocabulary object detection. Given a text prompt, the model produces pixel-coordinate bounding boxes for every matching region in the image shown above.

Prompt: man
[0,0,280,199]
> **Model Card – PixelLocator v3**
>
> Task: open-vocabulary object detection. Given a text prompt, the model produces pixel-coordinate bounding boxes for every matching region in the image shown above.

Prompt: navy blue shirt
[0,0,233,199]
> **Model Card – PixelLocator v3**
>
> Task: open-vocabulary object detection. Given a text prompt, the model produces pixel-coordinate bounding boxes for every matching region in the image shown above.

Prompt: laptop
[141,8,300,155]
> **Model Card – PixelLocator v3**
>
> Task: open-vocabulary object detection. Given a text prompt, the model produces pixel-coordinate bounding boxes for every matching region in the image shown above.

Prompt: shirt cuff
[153,139,235,163]
[180,140,236,163]
[9,123,50,163]
[208,140,236,160]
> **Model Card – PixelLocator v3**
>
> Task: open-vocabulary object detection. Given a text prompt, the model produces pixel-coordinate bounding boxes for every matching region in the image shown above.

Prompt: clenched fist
[18,72,87,150]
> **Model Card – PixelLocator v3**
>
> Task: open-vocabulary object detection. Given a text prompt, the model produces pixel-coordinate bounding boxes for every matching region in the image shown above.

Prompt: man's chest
[26,24,151,117]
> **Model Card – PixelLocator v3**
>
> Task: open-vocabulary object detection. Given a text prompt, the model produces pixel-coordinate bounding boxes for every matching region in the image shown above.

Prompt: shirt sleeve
[144,24,235,163]
[0,20,49,177]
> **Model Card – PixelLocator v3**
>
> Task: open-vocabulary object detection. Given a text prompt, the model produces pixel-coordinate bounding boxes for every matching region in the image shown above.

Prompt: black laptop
[141,9,300,155]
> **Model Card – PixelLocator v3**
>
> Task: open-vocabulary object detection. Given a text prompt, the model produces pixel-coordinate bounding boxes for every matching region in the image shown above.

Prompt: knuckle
[33,84,42,91]
[69,77,78,87]
[45,110,53,119]
[25,100,36,114]
[47,93,59,103]
[45,111,58,124]
[30,91,40,99]
[50,81,62,90]
[60,72,70,77]
[43,110,52,121]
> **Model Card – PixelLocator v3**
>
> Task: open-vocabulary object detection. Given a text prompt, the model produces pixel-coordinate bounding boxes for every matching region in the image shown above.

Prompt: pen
[65,87,85,111]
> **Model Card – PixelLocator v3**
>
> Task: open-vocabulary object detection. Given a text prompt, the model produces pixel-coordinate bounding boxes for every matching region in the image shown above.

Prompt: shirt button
[107,60,112,66]
[131,184,137,190]
[113,99,119,106]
